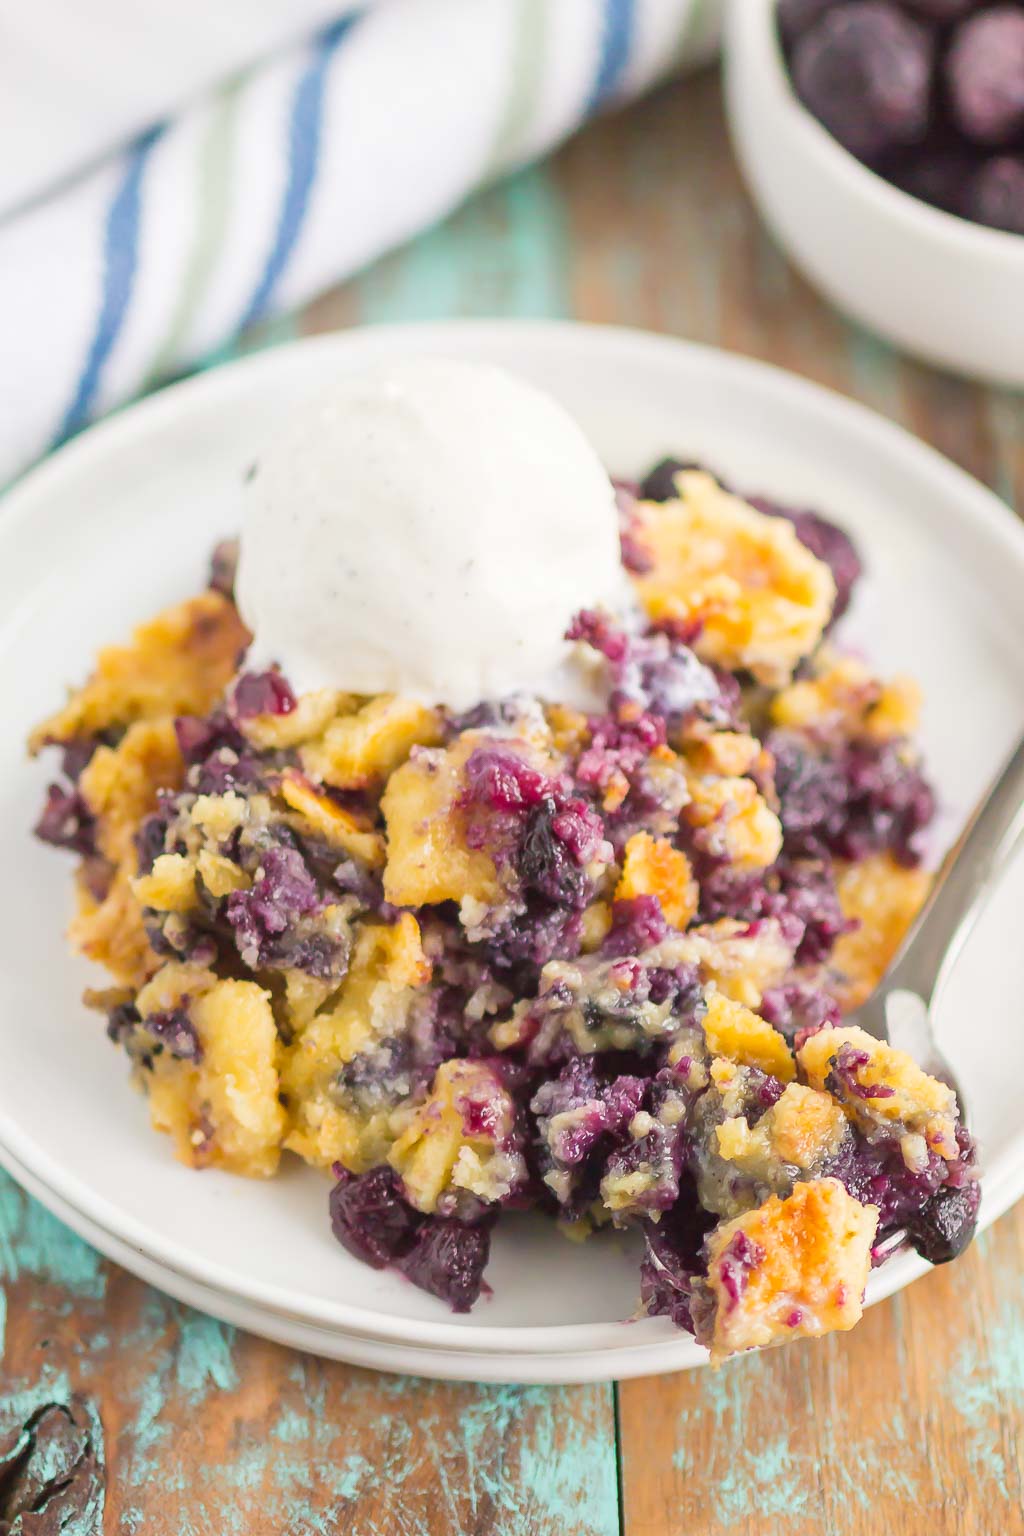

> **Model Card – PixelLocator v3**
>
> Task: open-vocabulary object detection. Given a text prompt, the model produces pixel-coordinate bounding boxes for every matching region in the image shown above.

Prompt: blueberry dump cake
[31,379,979,1363]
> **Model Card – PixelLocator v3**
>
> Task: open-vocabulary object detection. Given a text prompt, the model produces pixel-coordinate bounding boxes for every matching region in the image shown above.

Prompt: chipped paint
[673,1361,815,1526]
[0,1366,75,1435]
[175,1313,238,1402]
[123,1363,617,1536]
[671,1340,927,1530]
[356,164,570,325]
[122,1357,177,1489]
[844,325,904,420]
[0,1171,105,1298]
[517,1387,619,1534]
[272,1404,310,1444]
[717,1436,812,1524]
[985,390,1024,512]
[943,1299,1024,1501]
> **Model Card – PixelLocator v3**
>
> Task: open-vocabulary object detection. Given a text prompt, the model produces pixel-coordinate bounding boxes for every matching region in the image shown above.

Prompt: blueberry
[34,784,96,858]
[905,1179,981,1264]
[778,856,852,965]
[639,1187,714,1333]
[619,527,654,574]
[788,510,862,621]
[602,895,669,956]
[716,1230,766,1308]
[517,799,585,907]
[890,145,977,215]
[230,669,296,719]
[768,731,934,865]
[760,981,841,1040]
[399,1217,493,1312]
[106,1001,140,1047]
[329,1166,421,1269]
[144,1007,202,1062]
[901,0,982,18]
[965,155,1024,232]
[532,1059,646,1180]
[60,735,104,783]
[793,3,935,162]
[946,7,1024,146]
[174,711,244,765]
[769,733,847,848]
[638,458,704,502]
[777,0,841,47]
[462,747,549,812]
[225,844,322,966]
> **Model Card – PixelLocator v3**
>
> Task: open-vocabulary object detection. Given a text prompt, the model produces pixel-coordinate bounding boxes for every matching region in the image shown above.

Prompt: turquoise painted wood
[0,1167,618,1535]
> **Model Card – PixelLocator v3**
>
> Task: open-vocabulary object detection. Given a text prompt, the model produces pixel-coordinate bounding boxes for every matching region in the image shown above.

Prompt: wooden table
[3,66,1022,1536]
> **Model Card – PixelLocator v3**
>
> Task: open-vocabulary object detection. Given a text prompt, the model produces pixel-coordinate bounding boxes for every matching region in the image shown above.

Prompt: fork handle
[886,733,1024,1007]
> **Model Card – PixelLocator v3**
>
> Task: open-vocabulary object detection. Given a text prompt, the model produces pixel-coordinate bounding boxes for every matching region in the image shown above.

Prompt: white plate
[2,321,1023,1381]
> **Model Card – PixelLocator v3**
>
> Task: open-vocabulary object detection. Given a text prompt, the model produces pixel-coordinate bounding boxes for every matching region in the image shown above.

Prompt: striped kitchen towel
[0,0,720,486]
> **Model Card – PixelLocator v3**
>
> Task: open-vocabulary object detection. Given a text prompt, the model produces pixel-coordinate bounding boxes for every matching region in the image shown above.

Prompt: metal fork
[851,733,1024,1119]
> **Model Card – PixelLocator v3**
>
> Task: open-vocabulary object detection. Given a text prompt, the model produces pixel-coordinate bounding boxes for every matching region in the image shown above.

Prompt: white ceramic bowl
[724,0,1024,386]
[2,321,1024,1383]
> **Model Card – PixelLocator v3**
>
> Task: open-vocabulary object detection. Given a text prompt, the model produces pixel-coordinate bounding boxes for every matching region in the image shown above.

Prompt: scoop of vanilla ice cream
[235,357,624,709]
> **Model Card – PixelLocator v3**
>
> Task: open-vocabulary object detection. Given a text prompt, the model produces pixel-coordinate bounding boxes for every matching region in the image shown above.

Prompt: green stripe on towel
[144,80,242,386]
[486,0,548,176]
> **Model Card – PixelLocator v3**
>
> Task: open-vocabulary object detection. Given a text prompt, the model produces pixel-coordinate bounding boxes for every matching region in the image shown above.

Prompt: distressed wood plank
[304,162,572,333]
[619,1212,1024,1536]
[0,1169,618,1536]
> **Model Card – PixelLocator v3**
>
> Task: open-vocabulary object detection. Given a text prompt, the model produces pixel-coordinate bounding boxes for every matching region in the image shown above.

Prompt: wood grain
[620,1217,1024,1536]
[3,61,1022,1536]
[0,1173,617,1536]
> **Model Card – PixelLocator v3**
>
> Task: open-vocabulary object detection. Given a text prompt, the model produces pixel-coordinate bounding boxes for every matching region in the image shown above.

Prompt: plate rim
[4,318,1024,1357]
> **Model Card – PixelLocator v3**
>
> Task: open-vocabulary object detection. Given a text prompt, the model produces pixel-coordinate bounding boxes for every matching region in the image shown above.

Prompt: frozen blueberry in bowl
[777,0,842,46]
[790,2,935,162]
[726,0,1024,383]
[965,154,1024,232]
[890,140,978,216]
[900,0,981,17]
[778,0,1024,233]
[946,6,1024,147]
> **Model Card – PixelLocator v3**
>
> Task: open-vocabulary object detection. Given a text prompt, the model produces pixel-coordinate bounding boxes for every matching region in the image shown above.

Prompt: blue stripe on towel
[586,0,636,114]
[56,129,159,443]
[239,16,355,329]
